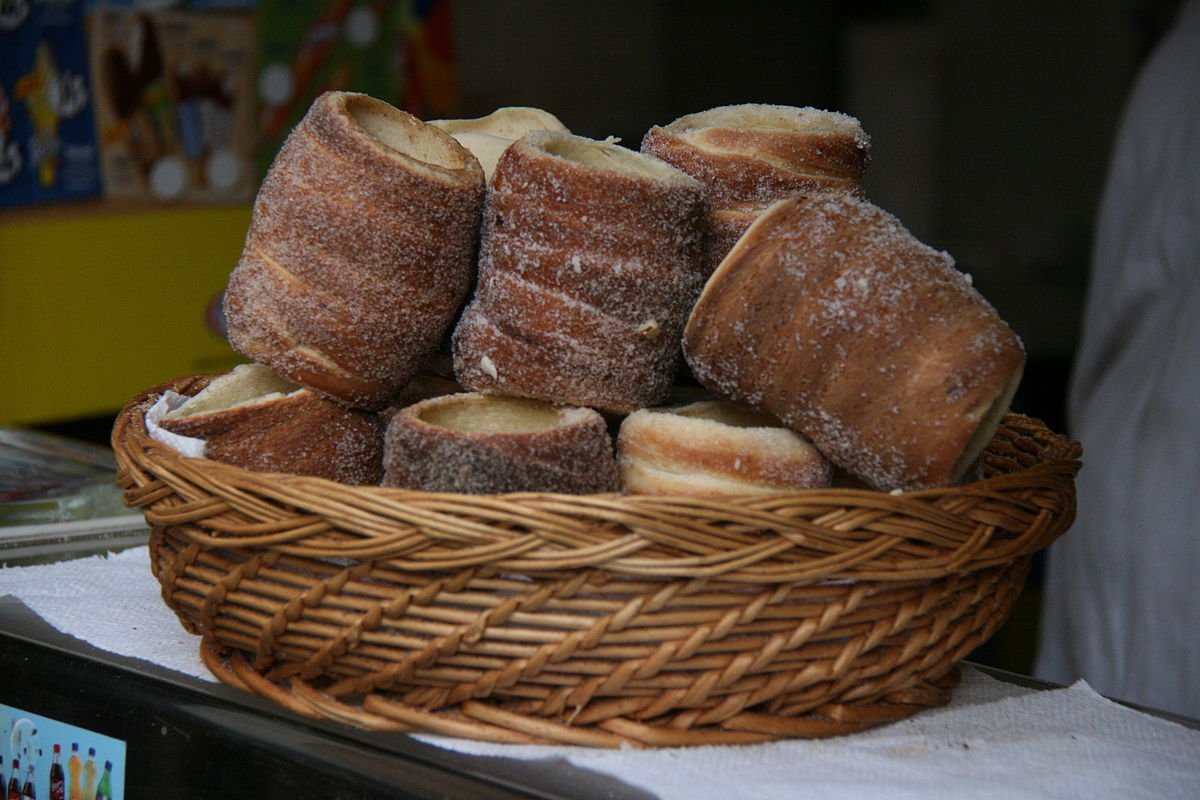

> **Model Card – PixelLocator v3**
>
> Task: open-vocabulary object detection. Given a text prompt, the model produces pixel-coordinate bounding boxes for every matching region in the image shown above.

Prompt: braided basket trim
[116,377,1080,583]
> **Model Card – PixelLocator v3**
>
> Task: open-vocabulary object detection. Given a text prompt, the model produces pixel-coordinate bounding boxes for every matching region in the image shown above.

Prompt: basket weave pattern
[114,376,1081,747]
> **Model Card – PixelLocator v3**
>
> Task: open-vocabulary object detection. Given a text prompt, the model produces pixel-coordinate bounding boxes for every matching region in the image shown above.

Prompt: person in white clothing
[1035,0,1200,718]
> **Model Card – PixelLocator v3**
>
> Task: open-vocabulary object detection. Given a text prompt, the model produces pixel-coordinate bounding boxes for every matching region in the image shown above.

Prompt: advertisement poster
[87,6,257,203]
[0,0,103,208]
[0,705,125,800]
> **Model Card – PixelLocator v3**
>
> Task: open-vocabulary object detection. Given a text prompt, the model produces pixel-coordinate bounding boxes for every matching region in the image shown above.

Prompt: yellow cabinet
[0,203,251,425]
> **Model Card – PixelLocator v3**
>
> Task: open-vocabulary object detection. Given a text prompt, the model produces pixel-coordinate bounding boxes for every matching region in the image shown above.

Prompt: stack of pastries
[166,91,1023,496]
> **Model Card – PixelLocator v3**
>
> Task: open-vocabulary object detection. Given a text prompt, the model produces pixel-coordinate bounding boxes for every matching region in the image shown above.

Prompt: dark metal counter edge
[0,598,653,800]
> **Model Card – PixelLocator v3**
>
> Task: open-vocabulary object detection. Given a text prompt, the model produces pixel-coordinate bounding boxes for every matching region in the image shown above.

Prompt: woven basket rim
[114,374,1083,584]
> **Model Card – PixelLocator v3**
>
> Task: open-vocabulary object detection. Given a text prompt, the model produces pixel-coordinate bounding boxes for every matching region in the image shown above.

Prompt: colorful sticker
[0,705,125,800]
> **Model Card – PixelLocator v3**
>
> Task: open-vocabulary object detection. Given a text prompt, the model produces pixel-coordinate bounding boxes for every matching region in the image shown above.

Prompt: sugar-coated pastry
[683,194,1024,492]
[617,400,831,497]
[223,91,485,410]
[642,103,870,273]
[452,130,708,414]
[158,363,384,485]
[382,392,619,494]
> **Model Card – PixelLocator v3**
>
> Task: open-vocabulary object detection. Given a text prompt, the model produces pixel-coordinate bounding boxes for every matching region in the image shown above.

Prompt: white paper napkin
[3,547,1198,799]
[421,676,1200,800]
[143,392,206,458]
[0,546,212,681]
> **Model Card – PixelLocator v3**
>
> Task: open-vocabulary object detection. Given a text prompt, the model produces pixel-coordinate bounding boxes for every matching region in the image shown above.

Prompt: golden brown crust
[641,104,869,273]
[452,131,708,414]
[617,401,831,497]
[224,92,485,411]
[306,92,483,188]
[701,202,772,277]
[452,279,679,414]
[640,104,869,205]
[382,392,619,494]
[683,194,1025,492]
[158,365,384,485]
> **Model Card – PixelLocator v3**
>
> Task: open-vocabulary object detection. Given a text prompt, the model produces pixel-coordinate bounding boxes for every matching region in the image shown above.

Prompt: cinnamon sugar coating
[642,104,870,273]
[452,131,708,414]
[683,194,1024,492]
[383,392,619,494]
[159,366,384,485]
[224,92,485,410]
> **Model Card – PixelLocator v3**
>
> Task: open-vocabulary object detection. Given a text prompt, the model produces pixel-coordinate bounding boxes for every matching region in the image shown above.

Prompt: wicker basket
[113,375,1082,747]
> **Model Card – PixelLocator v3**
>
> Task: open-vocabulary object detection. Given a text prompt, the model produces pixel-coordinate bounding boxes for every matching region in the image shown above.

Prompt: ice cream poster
[0,0,103,208]
[0,704,126,800]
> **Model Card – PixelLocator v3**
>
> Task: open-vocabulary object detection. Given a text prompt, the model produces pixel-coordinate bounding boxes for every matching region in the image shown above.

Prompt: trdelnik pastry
[223,91,485,411]
[683,193,1024,492]
[452,130,709,414]
[642,103,870,274]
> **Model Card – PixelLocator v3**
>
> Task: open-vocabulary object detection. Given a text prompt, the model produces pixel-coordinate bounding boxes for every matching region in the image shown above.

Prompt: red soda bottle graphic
[48,745,64,800]
[64,746,80,800]
[8,760,21,800]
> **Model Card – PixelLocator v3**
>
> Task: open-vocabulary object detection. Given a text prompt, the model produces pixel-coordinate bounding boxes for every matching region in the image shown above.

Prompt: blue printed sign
[0,705,125,800]
[0,0,103,208]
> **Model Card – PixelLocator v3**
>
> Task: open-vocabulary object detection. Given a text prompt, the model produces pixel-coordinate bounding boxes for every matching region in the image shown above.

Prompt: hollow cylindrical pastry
[223,91,485,410]
[430,106,569,180]
[452,130,708,414]
[617,400,831,497]
[641,104,870,273]
[383,392,619,494]
[158,363,384,485]
[683,194,1025,492]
